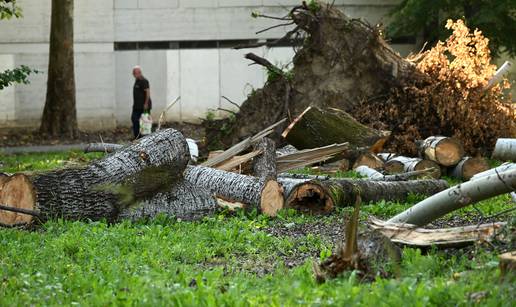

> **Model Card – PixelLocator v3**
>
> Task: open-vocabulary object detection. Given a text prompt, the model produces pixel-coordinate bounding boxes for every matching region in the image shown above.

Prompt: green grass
[0,152,514,306]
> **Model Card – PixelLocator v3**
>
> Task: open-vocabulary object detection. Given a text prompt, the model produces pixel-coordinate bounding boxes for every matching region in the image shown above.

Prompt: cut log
[499,251,516,278]
[184,165,284,216]
[352,153,384,170]
[282,106,388,150]
[278,177,448,210]
[470,162,516,181]
[355,166,384,180]
[388,167,516,226]
[312,159,350,174]
[492,138,516,161]
[0,129,190,226]
[418,136,464,166]
[369,218,506,248]
[118,180,218,222]
[252,137,277,180]
[449,157,490,181]
[384,156,441,179]
[84,143,123,153]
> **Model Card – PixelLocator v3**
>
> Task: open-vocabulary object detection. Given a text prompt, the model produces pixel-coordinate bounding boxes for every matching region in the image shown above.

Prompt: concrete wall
[0,0,417,130]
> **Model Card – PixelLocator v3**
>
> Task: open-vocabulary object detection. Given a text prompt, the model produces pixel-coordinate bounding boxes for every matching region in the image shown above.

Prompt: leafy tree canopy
[387,0,516,57]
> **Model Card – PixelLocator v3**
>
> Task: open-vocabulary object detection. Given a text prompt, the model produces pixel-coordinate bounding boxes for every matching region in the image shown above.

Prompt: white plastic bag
[139,113,153,136]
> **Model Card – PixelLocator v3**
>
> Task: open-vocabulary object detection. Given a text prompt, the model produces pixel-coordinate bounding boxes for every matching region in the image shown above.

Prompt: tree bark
[449,156,489,181]
[40,0,77,137]
[118,180,218,222]
[418,136,464,166]
[491,138,516,161]
[84,143,123,153]
[388,167,516,226]
[385,156,441,179]
[278,177,448,211]
[352,153,384,170]
[184,165,284,216]
[0,129,190,226]
[282,106,387,150]
[252,137,277,180]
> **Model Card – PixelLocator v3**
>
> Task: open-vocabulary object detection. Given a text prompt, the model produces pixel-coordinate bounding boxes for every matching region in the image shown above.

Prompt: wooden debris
[385,156,441,179]
[278,177,448,211]
[282,106,388,150]
[499,251,516,278]
[419,136,464,166]
[377,153,397,162]
[203,118,286,168]
[215,150,261,172]
[252,137,277,180]
[369,218,506,248]
[276,143,348,173]
[388,166,516,226]
[355,166,384,180]
[449,156,490,181]
[352,153,384,170]
[184,165,284,216]
[0,129,191,226]
[491,138,516,161]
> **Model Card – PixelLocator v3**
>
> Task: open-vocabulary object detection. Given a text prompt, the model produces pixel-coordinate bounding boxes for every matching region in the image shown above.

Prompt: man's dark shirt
[133,77,151,112]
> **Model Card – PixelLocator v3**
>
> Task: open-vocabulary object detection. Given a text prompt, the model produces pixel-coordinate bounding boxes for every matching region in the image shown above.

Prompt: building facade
[0,0,410,130]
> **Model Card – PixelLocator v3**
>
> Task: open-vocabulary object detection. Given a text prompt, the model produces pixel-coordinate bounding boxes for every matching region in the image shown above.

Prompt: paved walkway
[0,144,90,155]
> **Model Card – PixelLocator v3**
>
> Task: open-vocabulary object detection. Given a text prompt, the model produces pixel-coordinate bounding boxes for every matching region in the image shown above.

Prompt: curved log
[184,166,284,216]
[118,180,218,222]
[0,129,190,226]
[388,167,516,226]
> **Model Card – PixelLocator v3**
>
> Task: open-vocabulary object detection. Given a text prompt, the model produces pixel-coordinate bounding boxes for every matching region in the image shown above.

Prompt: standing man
[131,66,152,139]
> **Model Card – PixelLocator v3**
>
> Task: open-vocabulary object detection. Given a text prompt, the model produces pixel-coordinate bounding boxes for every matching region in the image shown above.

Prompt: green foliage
[205,110,216,121]
[0,151,103,172]
[307,0,321,13]
[0,152,513,305]
[0,65,39,90]
[387,0,516,57]
[0,0,21,20]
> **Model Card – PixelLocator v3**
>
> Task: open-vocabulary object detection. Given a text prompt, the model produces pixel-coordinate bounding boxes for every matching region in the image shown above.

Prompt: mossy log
[0,129,190,226]
[278,177,448,212]
[184,166,284,216]
[282,106,387,150]
[418,136,464,166]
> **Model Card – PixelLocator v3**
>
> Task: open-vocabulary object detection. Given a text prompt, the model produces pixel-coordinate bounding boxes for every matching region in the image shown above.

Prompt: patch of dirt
[0,122,205,147]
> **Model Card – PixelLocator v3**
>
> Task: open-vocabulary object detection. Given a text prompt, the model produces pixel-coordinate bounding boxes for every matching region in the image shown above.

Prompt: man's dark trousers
[131,110,143,139]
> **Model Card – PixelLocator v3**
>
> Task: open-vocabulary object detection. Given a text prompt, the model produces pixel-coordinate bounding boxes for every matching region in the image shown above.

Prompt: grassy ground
[0,152,514,306]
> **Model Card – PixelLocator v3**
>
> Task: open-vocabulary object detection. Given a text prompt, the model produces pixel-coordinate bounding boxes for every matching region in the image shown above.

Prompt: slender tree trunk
[252,137,277,180]
[40,0,77,137]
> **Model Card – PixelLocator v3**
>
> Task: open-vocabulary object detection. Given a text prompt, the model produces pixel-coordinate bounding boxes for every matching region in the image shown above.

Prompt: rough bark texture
[184,165,284,216]
[418,136,464,166]
[449,156,489,181]
[206,3,419,149]
[40,0,77,137]
[118,180,218,222]
[388,167,516,226]
[278,177,448,209]
[282,106,387,150]
[0,129,190,225]
[85,143,123,153]
[252,137,277,180]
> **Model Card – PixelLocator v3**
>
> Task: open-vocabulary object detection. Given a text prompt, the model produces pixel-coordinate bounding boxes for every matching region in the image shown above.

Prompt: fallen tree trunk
[491,138,516,161]
[0,129,191,226]
[278,177,448,211]
[388,167,516,226]
[252,137,277,180]
[282,106,387,150]
[418,136,464,166]
[384,156,441,179]
[276,143,348,172]
[352,153,384,170]
[184,165,284,216]
[369,218,506,248]
[84,143,123,153]
[449,156,489,181]
[118,180,218,222]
